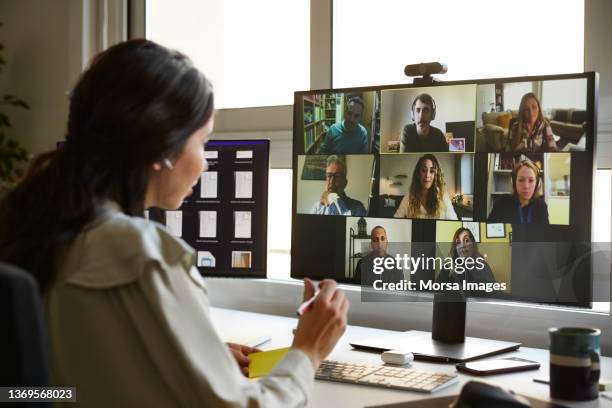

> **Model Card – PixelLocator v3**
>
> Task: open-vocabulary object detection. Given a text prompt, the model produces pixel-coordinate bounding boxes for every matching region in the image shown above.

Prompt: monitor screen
[151,139,270,278]
[291,73,597,306]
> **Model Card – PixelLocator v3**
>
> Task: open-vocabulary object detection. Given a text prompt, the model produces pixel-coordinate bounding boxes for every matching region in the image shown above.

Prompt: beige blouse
[45,202,314,407]
[393,193,458,220]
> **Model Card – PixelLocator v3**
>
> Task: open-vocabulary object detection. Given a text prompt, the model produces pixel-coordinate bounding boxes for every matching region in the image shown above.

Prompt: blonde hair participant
[488,159,550,224]
[394,154,457,220]
[509,92,558,152]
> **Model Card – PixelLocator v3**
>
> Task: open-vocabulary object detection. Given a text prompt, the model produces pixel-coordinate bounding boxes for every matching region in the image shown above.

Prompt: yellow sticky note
[248,347,290,379]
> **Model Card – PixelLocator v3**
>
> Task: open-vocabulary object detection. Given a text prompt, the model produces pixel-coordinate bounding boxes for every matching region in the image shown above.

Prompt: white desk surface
[210,307,612,408]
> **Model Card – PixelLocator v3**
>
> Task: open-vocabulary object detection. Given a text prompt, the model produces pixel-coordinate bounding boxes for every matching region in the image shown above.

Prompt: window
[147,0,310,109]
[266,169,292,279]
[333,0,584,88]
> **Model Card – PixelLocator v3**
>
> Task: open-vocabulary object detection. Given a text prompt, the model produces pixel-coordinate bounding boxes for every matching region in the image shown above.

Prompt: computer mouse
[450,381,530,408]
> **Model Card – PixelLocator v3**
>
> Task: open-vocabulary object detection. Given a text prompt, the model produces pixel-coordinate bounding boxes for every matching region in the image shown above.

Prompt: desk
[211,307,612,408]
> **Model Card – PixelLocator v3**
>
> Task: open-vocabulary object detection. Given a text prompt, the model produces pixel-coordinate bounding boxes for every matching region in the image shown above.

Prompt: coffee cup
[549,327,600,400]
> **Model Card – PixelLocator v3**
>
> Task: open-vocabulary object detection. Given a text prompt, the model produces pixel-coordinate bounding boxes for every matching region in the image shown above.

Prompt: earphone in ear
[163,158,174,170]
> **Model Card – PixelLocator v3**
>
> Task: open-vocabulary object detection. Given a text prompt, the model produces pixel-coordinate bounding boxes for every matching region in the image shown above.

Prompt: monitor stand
[432,293,466,343]
[349,295,521,363]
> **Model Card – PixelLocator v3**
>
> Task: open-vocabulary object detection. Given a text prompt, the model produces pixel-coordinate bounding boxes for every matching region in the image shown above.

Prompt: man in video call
[311,155,366,216]
[355,226,404,286]
[318,96,369,154]
[400,93,448,152]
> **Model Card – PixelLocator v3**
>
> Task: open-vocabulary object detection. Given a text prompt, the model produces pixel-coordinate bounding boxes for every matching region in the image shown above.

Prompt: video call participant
[394,154,458,220]
[400,93,448,152]
[311,155,366,216]
[354,226,404,286]
[318,96,368,154]
[437,227,496,286]
[488,159,550,224]
[509,92,558,152]
[0,40,348,407]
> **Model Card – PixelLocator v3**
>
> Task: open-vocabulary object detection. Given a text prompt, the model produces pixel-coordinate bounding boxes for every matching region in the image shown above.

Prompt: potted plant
[0,21,30,195]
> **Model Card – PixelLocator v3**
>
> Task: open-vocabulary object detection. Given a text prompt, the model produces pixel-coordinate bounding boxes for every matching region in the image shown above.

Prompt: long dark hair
[0,39,214,290]
[407,154,445,218]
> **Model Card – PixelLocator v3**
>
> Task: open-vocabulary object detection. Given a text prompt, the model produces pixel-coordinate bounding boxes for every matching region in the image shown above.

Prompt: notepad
[236,150,253,159]
[199,211,217,238]
[234,211,252,239]
[248,347,290,379]
[235,171,253,198]
[204,150,218,159]
[200,171,218,198]
[165,211,183,237]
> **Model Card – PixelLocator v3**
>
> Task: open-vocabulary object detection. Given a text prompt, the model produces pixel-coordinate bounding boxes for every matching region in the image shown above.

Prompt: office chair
[0,262,52,396]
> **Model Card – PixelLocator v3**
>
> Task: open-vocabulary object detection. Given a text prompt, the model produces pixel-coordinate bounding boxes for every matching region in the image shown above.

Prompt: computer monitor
[151,139,270,278]
[291,73,598,314]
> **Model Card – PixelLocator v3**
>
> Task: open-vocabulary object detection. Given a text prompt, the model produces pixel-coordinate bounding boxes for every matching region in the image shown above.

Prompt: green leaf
[0,113,11,128]
[11,100,29,109]
[1,95,29,109]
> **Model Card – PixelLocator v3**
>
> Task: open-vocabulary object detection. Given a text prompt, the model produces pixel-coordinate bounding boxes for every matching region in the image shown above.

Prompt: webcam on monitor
[404,62,448,84]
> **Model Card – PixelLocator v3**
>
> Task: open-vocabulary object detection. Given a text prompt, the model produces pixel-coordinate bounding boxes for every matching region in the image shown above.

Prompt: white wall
[0,0,72,154]
[501,79,588,114]
[296,154,374,214]
[503,82,533,111]
[380,84,477,152]
[542,78,587,110]
[585,0,612,169]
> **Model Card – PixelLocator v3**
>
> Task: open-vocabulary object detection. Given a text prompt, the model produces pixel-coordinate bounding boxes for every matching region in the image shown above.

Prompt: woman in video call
[487,159,550,224]
[509,92,558,152]
[0,40,348,407]
[437,227,496,286]
[394,154,458,220]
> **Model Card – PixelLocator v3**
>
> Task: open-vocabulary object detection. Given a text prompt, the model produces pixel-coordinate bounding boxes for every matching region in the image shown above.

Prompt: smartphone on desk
[456,357,540,376]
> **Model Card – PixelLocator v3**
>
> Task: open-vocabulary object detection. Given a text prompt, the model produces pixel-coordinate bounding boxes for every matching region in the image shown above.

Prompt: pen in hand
[296,290,320,316]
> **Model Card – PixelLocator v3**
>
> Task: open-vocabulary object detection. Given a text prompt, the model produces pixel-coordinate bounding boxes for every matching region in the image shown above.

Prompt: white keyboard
[315,360,458,393]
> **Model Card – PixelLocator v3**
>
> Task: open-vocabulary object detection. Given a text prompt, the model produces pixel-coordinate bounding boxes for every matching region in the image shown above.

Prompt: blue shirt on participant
[318,122,368,154]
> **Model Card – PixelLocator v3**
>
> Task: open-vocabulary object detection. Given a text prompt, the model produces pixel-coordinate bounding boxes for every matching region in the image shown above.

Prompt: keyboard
[315,360,458,393]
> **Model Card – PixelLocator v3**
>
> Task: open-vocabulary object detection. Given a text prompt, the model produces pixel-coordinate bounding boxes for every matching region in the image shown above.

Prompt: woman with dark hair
[437,227,496,286]
[509,92,558,152]
[488,159,550,224]
[0,39,347,407]
[393,154,457,220]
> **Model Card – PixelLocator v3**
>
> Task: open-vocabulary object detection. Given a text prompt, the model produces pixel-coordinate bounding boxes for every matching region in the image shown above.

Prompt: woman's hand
[226,342,260,377]
[291,278,349,369]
